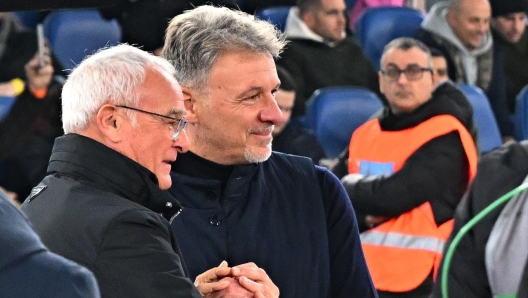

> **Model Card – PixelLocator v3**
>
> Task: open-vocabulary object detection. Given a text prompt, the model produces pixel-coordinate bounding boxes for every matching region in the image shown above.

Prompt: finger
[196,261,231,285]
[231,263,267,282]
[196,279,230,296]
[214,261,232,279]
[218,260,228,268]
[232,265,279,298]
[238,276,278,298]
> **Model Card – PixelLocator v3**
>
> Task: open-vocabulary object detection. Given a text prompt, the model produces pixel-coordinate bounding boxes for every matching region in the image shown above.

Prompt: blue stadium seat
[355,6,424,70]
[514,85,528,140]
[255,6,292,32]
[305,87,383,158]
[43,9,121,72]
[458,84,502,153]
[0,96,16,122]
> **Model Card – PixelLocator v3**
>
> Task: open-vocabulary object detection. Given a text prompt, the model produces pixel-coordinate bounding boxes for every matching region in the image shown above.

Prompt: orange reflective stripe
[348,115,478,292]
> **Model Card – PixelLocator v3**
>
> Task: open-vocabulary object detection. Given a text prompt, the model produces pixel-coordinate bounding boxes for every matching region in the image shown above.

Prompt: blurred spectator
[430,48,481,153]
[240,0,296,14]
[336,38,477,297]
[433,140,528,298]
[100,0,238,55]
[99,0,168,54]
[416,0,515,142]
[490,0,528,113]
[0,188,100,298]
[272,66,326,164]
[0,12,64,203]
[431,48,450,84]
[277,0,379,118]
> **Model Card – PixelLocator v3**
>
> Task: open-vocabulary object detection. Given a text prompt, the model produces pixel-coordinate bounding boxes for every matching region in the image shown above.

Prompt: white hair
[61,44,176,133]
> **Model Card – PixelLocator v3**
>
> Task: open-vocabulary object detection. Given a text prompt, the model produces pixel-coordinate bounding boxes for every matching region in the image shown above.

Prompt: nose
[396,71,410,85]
[338,12,346,25]
[259,94,283,125]
[477,21,489,34]
[173,128,190,153]
[515,18,525,32]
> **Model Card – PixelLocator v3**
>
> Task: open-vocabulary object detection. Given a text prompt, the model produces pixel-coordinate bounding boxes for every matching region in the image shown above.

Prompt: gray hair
[297,0,322,15]
[380,37,433,67]
[447,0,465,14]
[162,5,286,92]
[62,44,176,134]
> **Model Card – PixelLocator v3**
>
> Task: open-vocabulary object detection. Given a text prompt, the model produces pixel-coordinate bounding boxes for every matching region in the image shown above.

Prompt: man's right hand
[196,261,279,298]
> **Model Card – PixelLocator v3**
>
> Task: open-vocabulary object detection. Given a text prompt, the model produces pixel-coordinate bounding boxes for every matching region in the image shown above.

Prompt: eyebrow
[168,108,186,118]
[385,63,422,68]
[238,83,281,97]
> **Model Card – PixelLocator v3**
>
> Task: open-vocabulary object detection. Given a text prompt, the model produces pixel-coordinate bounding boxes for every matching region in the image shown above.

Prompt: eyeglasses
[381,66,433,81]
[435,68,447,77]
[116,105,188,141]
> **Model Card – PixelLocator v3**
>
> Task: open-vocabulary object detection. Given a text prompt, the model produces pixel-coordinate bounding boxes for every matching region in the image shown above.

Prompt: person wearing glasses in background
[20,44,278,298]
[333,37,478,298]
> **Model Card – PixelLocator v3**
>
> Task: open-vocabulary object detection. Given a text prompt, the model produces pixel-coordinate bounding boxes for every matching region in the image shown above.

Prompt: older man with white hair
[21,44,278,298]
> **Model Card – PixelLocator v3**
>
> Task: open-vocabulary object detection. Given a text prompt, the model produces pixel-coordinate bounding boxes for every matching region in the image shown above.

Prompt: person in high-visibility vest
[334,37,478,298]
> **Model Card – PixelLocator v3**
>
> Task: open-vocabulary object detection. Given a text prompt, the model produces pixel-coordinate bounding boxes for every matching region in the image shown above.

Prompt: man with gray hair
[416,0,515,142]
[20,44,275,298]
[162,5,376,298]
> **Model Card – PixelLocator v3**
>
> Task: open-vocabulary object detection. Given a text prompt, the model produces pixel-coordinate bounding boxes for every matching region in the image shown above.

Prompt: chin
[244,145,272,163]
[157,176,173,190]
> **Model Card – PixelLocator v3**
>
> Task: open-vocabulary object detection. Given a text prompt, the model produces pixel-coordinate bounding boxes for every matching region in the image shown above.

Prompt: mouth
[249,127,273,143]
[250,126,273,135]
[395,91,412,98]
[163,154,177,165]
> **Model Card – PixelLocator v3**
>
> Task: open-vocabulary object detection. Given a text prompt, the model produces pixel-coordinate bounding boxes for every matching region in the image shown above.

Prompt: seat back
[515,85,528,141]
[305,87,383,158]
[0,96,16,122]
[355,6,424,69]
[43,9,121,72]
[255,6,292,32]
[458,84,502,153]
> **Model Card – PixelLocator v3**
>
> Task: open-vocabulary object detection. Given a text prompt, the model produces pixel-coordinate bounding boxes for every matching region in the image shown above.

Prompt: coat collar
[46,133,182,221]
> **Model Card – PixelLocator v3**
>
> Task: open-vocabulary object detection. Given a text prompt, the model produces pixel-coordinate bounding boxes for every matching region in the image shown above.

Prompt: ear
[378,71,386,95]
[96,104,125,143]
[181,86,200,124]
[446,11,456,27]
[302,11,316,29]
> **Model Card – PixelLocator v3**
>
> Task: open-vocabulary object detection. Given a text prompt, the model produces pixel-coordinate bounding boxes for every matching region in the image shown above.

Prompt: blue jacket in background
[0,189,100,298]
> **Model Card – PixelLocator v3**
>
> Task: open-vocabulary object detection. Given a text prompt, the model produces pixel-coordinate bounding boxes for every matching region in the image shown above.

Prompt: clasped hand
[195,261,279,298]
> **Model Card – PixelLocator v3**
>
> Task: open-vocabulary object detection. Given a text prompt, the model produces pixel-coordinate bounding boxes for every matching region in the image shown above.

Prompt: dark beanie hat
[490,0,528,17]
